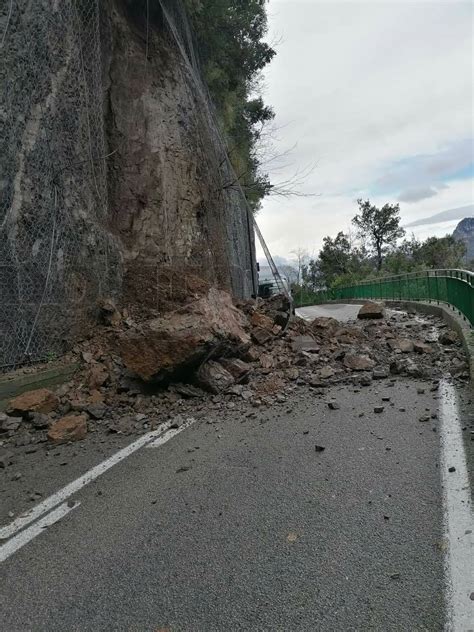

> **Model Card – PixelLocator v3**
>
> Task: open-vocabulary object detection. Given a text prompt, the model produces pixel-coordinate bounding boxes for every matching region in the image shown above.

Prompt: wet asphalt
[0,378,451,631]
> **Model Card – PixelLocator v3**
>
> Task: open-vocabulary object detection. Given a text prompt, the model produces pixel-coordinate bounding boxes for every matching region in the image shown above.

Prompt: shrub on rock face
[357,302,385,320]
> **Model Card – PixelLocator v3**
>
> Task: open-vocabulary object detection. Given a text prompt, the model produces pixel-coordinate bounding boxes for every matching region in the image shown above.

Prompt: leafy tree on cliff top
[184,0,276,210]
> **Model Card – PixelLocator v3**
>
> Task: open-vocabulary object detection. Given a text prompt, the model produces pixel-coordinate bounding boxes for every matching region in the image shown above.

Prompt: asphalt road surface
[296,303,361,322]
[1,306,472,632]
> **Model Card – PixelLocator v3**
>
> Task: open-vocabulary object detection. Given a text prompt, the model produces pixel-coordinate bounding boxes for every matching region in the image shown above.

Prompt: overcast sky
[257,0,473,263]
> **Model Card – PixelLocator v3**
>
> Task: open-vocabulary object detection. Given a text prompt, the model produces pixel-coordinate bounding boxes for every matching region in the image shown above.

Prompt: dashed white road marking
[146,420,195,448]
[0,418,194,545]
[439,380,473,632]
[0,502,80,563]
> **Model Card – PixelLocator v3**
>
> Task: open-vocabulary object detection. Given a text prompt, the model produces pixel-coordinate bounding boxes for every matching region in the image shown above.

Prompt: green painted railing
[296,269,474,326]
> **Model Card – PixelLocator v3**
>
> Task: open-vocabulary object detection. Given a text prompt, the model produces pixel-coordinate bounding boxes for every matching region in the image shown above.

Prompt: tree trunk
[376,244,383,270]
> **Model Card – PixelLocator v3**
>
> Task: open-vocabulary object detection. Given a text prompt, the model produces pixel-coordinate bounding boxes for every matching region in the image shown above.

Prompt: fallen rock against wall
[0,296,469,450]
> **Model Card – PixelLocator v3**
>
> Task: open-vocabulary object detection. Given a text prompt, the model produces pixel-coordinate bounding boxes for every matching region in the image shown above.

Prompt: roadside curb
[0,363,79,411]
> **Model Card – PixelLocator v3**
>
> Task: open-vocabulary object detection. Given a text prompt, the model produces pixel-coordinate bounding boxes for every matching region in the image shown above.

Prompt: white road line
[439,380,474,632]
[0,423,171,541]
[0,502,80,563]
[146,421,194,448]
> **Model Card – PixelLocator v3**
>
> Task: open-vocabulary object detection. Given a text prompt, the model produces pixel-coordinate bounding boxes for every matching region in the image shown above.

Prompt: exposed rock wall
[102,0,256,294]
[0,0,255,368]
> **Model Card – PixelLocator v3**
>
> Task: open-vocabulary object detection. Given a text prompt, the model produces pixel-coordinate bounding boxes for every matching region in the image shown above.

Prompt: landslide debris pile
[0,291,468,450]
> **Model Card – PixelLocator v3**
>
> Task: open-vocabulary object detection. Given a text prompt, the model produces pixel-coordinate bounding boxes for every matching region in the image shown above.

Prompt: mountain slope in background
[453,217,474,263]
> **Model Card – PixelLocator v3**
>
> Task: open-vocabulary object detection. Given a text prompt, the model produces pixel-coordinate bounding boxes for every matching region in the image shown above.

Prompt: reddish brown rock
[250,311,274,330]
[7,389,59,417]
[357,302,385,319]
[47,414,87,444]
[118,289,250,380]
[343,354,376,371]
[251,327,272,345]
[87,364,110,390]
[197,361,235,394]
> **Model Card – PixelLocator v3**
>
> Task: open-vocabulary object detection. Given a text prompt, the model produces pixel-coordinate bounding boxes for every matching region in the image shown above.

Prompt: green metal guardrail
[296,269,474,326]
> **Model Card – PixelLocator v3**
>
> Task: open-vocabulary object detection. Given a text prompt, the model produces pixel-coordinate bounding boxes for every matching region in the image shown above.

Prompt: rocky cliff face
[453,217,474,263]
[0,0,255,367]
[104,1,242,277]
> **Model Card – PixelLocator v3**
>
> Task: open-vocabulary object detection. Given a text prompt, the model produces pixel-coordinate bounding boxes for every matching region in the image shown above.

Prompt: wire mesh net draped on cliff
[0,0,283,370]
[0,0,120,369]
[157,0,289,301]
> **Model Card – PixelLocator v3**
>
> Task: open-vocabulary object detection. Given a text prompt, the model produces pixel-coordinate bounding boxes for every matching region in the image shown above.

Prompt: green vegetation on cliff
[184,0,275,211]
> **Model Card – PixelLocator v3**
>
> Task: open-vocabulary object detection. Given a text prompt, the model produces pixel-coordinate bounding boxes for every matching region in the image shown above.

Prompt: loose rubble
[0,290,470,452]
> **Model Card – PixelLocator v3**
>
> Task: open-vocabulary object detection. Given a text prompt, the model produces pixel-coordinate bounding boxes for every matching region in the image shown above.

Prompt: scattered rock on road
[47,414,88,444]
[343,354,376,371]
[439,330,458,345]
[7,389,59,416]
[357,301,385,319]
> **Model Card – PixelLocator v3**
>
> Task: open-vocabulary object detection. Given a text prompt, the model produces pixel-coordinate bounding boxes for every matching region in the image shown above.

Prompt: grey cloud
[405,204,474,228]
[374,138,473,193]
[398,186,439,203]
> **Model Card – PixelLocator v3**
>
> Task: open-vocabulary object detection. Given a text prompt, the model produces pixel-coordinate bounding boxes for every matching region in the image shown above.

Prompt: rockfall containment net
[0,0,283,370]
[0,0,121,370]
[156,0,287,299]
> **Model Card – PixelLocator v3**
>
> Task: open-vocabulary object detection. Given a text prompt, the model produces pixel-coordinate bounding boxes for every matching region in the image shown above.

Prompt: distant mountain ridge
[453,217,474,263]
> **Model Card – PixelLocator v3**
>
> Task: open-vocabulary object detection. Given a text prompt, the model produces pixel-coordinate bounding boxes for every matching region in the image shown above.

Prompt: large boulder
[357,302,385,319]
[7,388,59,417]
[118,289,250,381]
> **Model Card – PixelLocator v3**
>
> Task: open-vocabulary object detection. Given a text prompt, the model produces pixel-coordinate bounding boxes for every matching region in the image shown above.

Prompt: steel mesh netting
[157,0,266,300]
[0,0,283,371]
[0,0,121,370]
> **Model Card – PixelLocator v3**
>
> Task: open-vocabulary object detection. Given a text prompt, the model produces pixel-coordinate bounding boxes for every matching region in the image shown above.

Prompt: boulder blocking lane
[0,377,462,632]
